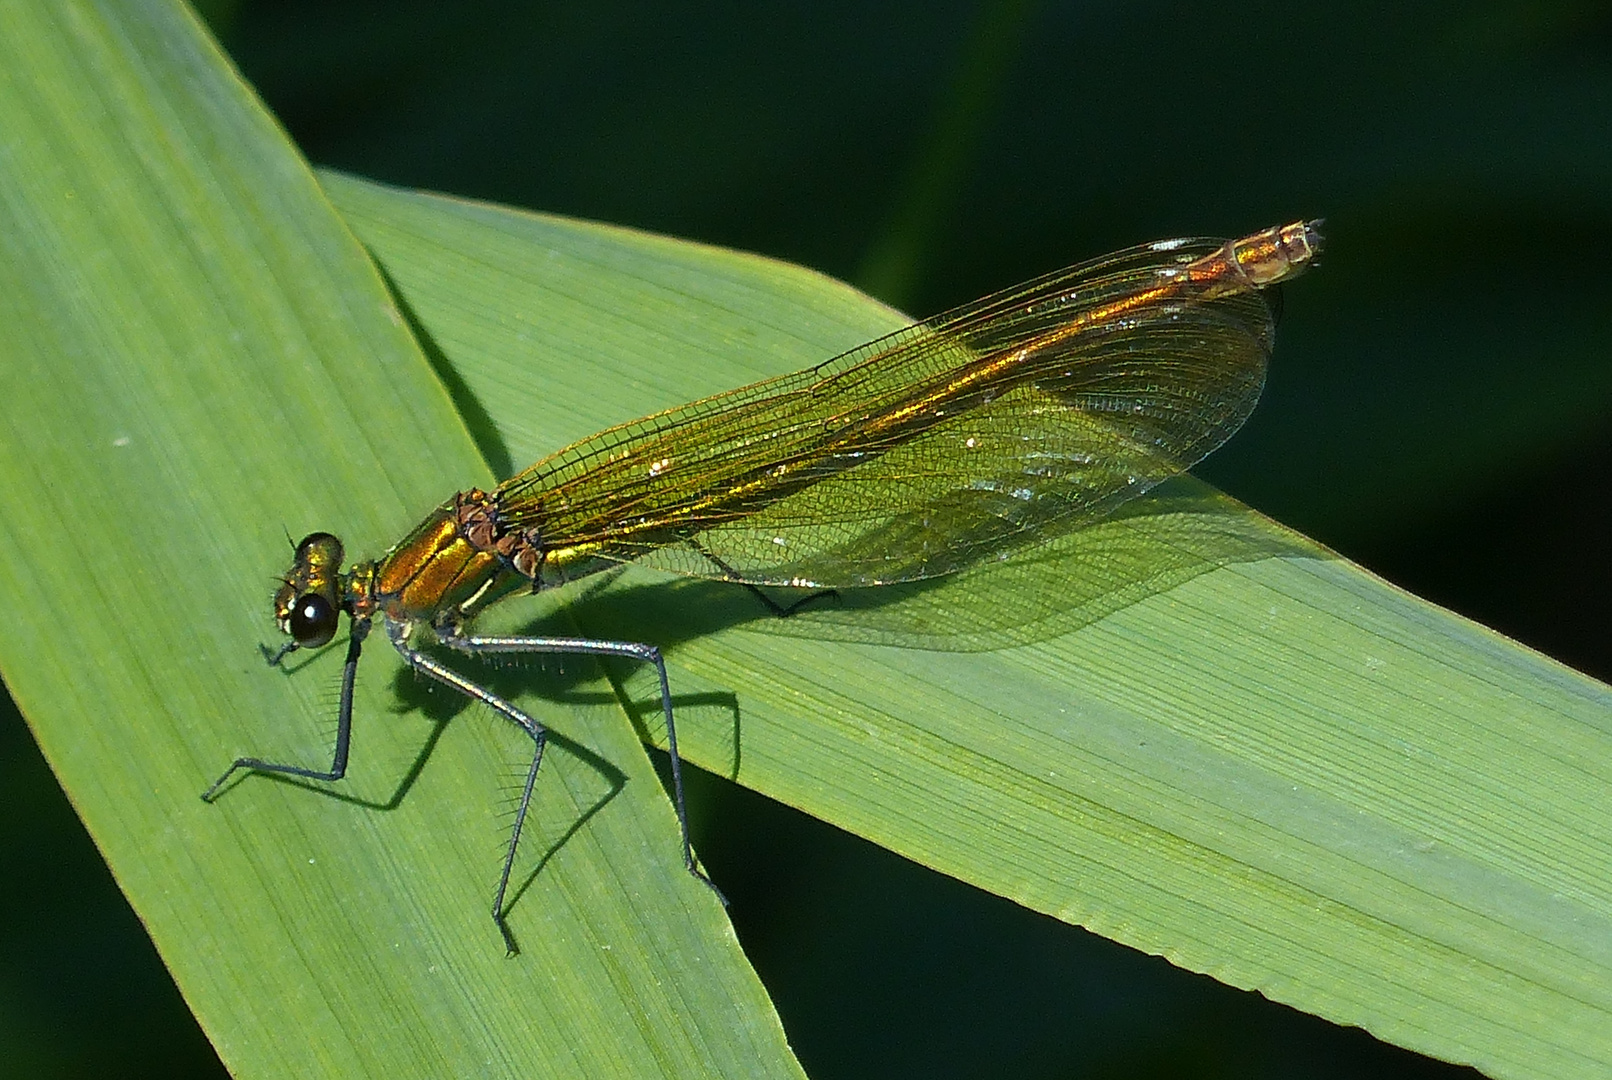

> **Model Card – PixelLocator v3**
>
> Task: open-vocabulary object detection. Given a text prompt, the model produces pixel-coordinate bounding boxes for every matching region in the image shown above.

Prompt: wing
[494,230,1295,588]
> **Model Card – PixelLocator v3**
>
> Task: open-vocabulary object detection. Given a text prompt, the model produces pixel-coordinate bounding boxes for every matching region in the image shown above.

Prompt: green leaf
[0,3,798,1078]
[5,3,1611,1079]
[321,171,1612,1080]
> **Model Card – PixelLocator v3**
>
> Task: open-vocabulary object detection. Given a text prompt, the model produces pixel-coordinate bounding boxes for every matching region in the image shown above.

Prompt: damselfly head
[273,532,346,648]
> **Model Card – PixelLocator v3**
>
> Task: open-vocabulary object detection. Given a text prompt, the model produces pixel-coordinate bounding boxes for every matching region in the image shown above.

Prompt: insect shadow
[253,471,1325,899]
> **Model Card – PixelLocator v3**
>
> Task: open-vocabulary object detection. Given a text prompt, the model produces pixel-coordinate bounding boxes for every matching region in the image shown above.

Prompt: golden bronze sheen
[210,220,1323,954]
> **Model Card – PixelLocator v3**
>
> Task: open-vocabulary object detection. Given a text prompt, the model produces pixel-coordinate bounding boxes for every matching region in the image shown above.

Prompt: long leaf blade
[324,171,1612,1080]
[0,5,800,1078]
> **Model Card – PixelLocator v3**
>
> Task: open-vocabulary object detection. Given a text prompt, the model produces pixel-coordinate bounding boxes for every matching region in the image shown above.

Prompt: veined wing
[495,223,1316,587]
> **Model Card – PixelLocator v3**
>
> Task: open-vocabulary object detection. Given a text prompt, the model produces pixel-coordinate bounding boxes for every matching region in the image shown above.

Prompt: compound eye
[287,593,338,648]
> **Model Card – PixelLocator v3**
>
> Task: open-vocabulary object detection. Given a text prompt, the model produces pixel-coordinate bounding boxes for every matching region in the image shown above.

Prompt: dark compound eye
[287,593,338,648]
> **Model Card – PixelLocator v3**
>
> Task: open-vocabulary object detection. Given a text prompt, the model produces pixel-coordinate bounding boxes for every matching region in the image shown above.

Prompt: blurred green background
[4,1,1605,1076]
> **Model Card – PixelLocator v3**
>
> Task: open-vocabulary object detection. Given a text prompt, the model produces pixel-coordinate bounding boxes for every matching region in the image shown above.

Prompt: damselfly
[204,220,1323,954]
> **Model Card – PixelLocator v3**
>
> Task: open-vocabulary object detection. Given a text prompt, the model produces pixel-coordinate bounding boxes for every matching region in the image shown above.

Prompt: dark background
[5,1,1607,1076]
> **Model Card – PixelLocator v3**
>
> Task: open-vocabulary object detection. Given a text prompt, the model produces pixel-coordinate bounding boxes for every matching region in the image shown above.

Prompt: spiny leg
[383,619,548,957]
[201,616,372,802]
[743,582,839,618]
[689,540,839,617]
[434,628,727,919]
